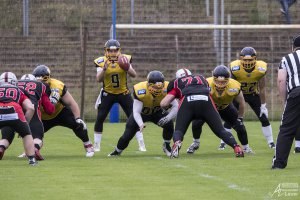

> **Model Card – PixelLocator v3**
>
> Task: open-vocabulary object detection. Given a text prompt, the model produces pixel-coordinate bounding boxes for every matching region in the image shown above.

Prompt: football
[117,55,130,71]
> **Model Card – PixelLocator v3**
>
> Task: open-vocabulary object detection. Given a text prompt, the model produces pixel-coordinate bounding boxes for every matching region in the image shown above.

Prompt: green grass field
[0,121,299,200]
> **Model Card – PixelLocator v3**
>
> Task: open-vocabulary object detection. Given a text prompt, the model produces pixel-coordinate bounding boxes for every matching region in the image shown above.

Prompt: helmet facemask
[148,82,164,97]
[241,55,256,71]
[35,75,50,83]
[213,76,229,91]
[105,47,121,62]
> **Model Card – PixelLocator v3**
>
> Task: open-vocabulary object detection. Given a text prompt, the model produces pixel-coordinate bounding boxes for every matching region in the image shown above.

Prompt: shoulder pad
[94,57,105,67]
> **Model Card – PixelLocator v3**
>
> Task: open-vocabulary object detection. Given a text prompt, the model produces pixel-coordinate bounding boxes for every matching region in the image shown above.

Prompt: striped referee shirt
[279,50,300,93]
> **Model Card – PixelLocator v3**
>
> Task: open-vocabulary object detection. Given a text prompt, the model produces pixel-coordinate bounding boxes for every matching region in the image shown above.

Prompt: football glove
[75,118,87,130]
[236,117,244,125]
[259,103,268,118]
[50,91,60,105]
[157,116,171,127]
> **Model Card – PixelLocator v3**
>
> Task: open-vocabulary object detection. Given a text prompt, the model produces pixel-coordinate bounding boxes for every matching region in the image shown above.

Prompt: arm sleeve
[41,92,55,115]
[165,99,178,120]
[133,99,144,127]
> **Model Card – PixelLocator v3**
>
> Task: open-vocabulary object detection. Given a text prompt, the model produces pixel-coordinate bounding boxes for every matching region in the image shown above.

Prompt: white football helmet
[20,74,36,81]
[175,68,192,78]
[0,72,18,86]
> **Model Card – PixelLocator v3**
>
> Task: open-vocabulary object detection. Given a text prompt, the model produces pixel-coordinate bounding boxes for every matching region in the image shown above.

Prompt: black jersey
[0,83,23,104]
[18,80,47,108]
[167,75,210,99]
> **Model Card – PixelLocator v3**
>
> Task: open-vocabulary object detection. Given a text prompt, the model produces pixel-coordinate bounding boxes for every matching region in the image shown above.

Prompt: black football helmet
[104,39,121,61]
[240,47,257,70]
[32,65,51,82]
[147,71,165,97]
[212,65,230,90]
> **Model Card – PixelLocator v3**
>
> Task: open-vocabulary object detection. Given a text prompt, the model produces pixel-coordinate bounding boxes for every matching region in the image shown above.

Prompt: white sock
[94,132,102,144]
[164,140,171,143]
[135,131,144,142]
[262,125,274,144]
[295,140,300,148]
[193,138,200,143]
[243,144,249,149]
[220,139,225,144]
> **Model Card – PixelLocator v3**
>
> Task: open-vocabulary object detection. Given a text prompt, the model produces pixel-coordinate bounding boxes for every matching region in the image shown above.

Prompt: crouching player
[0,72,37,166]
[2,74,55,160]
[108,71,178,156]
[187,65,253,154]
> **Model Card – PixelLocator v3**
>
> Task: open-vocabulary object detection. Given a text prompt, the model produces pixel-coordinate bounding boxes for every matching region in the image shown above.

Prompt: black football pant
[43,107,89,143]
[273,91,300,169]
[173,95,238,148]
[1,108,43,144]
[116,110,174,151]
[224,94,270,128]
[94,91,133,132]
[192,103,248,145]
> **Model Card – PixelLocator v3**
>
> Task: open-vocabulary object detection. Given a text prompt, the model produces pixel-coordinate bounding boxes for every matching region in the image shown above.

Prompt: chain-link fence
[0,0,299,121]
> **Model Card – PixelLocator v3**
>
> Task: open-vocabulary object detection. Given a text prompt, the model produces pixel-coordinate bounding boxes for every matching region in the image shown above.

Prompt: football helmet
[147,71,165,97]
[32,65,50,82]
[20,74,36,81]
[240,47,257,70]
[0,72,18,86]
[104,39,121,62]
[293,35,300,49]
[175,68,192,78]
[212,65,230,91]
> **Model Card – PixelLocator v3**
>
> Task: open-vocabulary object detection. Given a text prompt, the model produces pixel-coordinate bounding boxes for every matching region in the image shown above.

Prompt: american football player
[0,72,37,166]
[93,39,146,152]
[228,47,275,149]
[108,71,178,156]
[186,65,253,154]
[2,73,55,160]
[161,68,244,158]
[30,65,94,157]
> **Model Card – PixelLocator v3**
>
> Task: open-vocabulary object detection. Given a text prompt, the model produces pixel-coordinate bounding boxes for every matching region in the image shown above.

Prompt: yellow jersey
[230,60,267,95]
[41,78,66,120]
[94,54,132,94]
[207,77,241,110]
[133,81,169,115]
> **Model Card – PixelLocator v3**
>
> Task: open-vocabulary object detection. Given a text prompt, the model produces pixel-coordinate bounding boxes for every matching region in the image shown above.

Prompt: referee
[272,35,300,169]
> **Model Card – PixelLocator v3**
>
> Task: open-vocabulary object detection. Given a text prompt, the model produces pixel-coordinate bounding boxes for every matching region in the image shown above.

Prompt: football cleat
[234,145,244,157]
[162,142,172,156]
[0,147,5,160]
[138,140,147,152]
[170,140,182,159]
[84,143,95,157]
[243,146,254,154]
[94,142,101,152]
[18,152,27,158]
[218,142,226,150]
[28,157,38,166]
[294,147,300,154]
[269,142,276,149]
[108,149,121,157]
[186,142,200,154]
[34,148,45,161]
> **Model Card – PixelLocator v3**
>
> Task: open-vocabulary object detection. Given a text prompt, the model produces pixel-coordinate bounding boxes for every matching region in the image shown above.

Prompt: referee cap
[293,35,300,48]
